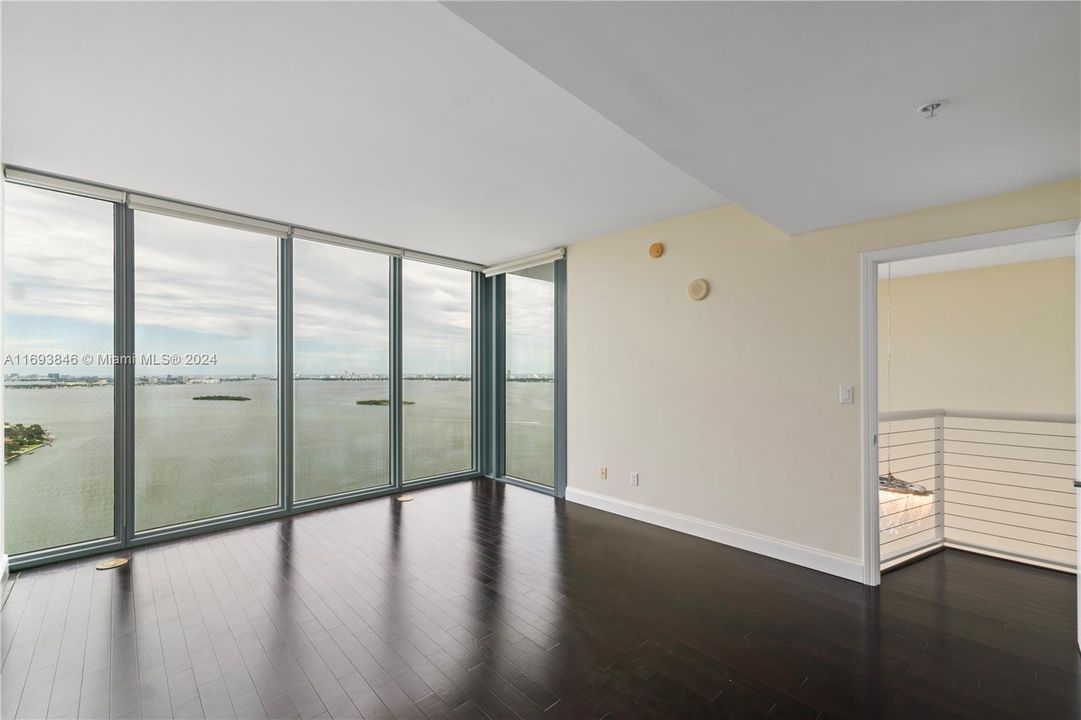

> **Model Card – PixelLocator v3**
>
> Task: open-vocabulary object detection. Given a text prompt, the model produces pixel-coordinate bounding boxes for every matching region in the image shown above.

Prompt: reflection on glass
[505,263,555,486]
[402,260,473,480]
[293,239,390,499]
[3,183,116,555]
[134,212,278,531]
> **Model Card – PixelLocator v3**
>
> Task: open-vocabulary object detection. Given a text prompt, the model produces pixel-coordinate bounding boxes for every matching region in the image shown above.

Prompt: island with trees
[5,422,53,462]
[356,399,416,406]
[193,395,251,401]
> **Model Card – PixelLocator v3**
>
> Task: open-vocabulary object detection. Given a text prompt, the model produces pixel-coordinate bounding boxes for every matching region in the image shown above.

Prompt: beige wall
[877,258,1074,415]
[566,179,1080,564]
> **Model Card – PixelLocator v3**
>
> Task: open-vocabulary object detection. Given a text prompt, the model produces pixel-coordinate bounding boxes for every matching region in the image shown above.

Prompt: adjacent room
[1,2,1079,719]
[876,238,1076,575]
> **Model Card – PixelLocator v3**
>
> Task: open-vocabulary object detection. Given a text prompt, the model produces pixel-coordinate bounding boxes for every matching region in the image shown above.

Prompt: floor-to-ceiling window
[133,211,279,531]
[402,259,474,481]
[293,239,391,500]
[3,184,117,555]
[504,262,556,487]
[2,170,489,568]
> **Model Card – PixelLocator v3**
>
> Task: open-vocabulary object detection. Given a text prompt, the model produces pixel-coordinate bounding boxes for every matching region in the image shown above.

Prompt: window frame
[0,189,127,567]
[128,209,283,536]
[289,236,396,507]
[3,169,489,571]
[489,258,567,498]
[3,168,570,571]
[400,261,481,486]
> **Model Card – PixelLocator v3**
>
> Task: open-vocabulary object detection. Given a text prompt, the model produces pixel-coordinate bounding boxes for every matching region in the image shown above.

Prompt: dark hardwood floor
[2,479,1079,719]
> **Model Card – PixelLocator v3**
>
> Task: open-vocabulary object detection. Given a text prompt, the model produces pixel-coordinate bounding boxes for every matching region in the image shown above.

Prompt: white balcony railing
[879,409,1077,572]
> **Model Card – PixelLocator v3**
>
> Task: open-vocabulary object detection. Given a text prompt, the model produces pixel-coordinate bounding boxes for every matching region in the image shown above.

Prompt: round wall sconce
[648,242,665,258]
[688,278,710,301]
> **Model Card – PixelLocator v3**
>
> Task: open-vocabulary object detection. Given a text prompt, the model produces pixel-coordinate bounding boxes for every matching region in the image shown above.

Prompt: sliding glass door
[3,184,117,555]
[133,212,279,531]
[293,239,391,500]
[504,263,556,487]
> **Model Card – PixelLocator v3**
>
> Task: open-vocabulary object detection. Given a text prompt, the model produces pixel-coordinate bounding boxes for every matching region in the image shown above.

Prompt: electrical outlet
[599,466,608,480]
[630,472,639,486]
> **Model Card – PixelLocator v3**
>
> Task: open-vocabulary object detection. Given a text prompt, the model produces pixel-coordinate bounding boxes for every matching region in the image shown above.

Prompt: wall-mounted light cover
[688,278,710,301]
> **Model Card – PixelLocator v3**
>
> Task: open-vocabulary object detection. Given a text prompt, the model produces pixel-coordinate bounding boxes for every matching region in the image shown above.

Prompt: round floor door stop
[96,558,129,570]
[688,278,710,301]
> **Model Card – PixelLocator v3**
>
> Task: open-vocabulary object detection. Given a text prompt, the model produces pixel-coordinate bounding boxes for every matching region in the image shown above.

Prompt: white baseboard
[944,541,1078,575]
[565,487,865,583]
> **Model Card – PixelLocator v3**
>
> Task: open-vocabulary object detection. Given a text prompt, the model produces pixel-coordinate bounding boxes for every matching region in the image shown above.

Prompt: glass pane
[3,184,116,555]
[505,263,555,486]
[402,260,473,480]
[293,240,390,500]
[134,212,278,531]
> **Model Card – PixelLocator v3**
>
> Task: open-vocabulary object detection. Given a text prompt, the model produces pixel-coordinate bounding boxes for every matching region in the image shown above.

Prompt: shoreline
[5,440,50,464]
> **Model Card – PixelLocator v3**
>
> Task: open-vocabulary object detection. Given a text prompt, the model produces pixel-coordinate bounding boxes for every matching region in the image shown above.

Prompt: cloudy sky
[4,183,115,373]
[506,266,555,376]
[4,183,554,377]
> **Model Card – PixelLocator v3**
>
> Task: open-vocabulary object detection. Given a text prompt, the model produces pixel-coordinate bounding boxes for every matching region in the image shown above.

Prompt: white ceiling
[0,2,720,264]
[449,1,1081,234]
[3,3,1078,263]
[880,235,1076,278]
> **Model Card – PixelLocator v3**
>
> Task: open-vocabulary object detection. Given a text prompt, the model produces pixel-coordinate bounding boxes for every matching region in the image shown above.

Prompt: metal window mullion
[472,271,482,475]
[477,273,492,477]
[118,206,135,543]
[478,275,489,476]
[492,274,507,478]
[279,236,294,512]
[390,256,403,490]
[554,258,567,499]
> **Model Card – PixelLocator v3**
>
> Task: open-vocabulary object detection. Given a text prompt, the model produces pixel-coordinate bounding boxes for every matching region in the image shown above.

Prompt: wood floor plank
[2,479,1079,720]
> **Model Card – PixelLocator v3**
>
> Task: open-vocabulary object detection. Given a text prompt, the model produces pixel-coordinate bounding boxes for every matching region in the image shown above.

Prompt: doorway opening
[861,220,1080,587]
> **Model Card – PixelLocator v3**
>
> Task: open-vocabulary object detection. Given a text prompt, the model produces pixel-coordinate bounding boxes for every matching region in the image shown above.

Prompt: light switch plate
[839,385,854,404]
